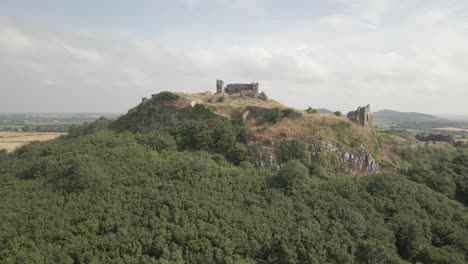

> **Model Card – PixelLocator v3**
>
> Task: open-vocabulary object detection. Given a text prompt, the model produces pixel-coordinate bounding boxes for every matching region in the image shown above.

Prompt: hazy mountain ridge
[373,109,466,129]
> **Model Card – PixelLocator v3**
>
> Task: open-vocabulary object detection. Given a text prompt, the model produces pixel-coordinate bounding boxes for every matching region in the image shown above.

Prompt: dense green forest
[1,110,468,263]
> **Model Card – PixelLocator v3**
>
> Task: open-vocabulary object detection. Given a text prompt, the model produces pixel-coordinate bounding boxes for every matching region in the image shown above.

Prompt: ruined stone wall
[216,80,224,94]
[347,105,373,127]
[225,83,255,94]
[216,80,260,94]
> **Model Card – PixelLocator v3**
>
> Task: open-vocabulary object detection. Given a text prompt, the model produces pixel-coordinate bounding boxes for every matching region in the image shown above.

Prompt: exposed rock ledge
[254,140,380,174]
[311,141,380,174]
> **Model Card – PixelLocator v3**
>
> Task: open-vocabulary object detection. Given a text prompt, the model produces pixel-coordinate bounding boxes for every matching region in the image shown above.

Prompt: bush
[152,91,180,101]
[226,143,251,165]
[306,107,317,114]
[267,108,284,124]
[275,160,310,189]
[281,108,294,117]
[0,149,9,167]
[68,117,112,137]
[310,147,335,176]
[334,111,342,117]
[277,139,311,166]
[136,132,177,152]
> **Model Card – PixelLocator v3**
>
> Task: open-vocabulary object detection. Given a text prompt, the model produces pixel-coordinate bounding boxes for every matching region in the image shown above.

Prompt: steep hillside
[1,91,467,264]
[113,91,411,174]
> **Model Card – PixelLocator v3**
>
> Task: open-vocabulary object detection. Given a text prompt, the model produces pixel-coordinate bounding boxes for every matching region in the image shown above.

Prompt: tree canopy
[0,117,467,263]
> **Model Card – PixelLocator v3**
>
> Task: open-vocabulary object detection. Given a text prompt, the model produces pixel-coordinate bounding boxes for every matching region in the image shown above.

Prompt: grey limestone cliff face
[253,140,380,174]
[125,100,179,132]
[310,141,380,173]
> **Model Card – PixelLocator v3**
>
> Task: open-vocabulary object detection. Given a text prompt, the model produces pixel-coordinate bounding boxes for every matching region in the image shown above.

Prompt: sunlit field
[0,132,65,152]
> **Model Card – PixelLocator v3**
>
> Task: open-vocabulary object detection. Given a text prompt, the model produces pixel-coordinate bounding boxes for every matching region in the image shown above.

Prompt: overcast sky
[1,0,467,115]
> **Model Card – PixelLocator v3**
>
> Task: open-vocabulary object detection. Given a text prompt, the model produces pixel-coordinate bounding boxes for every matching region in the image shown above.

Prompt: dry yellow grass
[0,132,65,152]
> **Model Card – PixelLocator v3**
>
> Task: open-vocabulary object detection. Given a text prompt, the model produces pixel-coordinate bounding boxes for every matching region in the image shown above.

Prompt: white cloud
[0,0,468,114]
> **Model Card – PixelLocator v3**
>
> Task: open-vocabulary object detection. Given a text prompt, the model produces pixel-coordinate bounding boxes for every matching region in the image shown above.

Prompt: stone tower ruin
[347,104,373,128]
[216,80,224,94]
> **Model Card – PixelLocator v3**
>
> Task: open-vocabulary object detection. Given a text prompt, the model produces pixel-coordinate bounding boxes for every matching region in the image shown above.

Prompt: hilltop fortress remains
[347,105,373,128]
[216,80,267,100]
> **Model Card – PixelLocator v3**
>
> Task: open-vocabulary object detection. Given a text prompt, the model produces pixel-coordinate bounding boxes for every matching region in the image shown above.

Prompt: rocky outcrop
[252,140,380,174]
[134,104,179,131]
[311,141,379,173]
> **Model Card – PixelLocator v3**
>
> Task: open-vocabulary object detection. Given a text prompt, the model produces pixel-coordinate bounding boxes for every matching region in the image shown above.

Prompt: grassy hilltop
[0,91,467,263]
[114,91,415,174]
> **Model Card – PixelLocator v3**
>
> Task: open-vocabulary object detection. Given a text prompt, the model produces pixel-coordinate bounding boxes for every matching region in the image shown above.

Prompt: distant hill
[373,109,456,129]
[316,108,335,114]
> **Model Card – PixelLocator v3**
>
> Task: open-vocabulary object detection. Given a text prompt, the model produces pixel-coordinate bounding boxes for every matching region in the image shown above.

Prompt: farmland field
[0,132,65,152]
[435,127,468,132]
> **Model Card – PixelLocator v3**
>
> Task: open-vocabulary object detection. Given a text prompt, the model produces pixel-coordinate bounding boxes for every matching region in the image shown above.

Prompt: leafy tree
[0,115,467,263]
[275,160,310,189]
[152,91,180,101]
[225,142,251,165]
[277,139,311,166]
[136,132,177,152]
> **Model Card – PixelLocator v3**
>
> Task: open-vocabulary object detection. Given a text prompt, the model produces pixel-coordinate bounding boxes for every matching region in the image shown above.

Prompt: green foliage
[136,132,177,152]
[181,104,219,120]
[276,139,311,166]
[398,146,468,205]
[281,108,294,117]
[226,142,251,165]
[306,107,317,114]
[0,149,8,166]
[309,147,335,177]
[351,135,365,148]
[217,96,225,102]
[68,117,112,137]
[0,116,467,263]
[274,160,310,190]
[334,111,342,117]
[152,91,180,101]
[267,108,284,124]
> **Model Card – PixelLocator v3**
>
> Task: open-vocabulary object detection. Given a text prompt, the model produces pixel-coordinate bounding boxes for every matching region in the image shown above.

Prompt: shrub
[152,91,180,101]
[68,117,112,137]
[0,149,8,165]
[281,108,294,117]
[267,108,284,124]
[334,111,342,117]
[310,147,335,177]
[277,139,311,166]
[182,104,219,120]
[217,96,225,103]
[306,107,317,114]
[136,132,177,152]
[226,143,251,165]
[275,160,310,189]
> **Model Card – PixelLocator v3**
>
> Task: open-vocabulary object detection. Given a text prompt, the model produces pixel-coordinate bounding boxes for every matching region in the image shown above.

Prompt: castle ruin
[216,80,224,94]
[216,80,259,95]
[347,105,373,128]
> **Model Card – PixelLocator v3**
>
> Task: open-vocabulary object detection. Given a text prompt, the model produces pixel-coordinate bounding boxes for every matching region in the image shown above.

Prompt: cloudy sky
[1,0,467,114]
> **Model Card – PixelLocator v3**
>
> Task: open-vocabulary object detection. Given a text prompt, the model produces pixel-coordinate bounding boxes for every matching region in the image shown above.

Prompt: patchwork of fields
[0,132,65,152]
